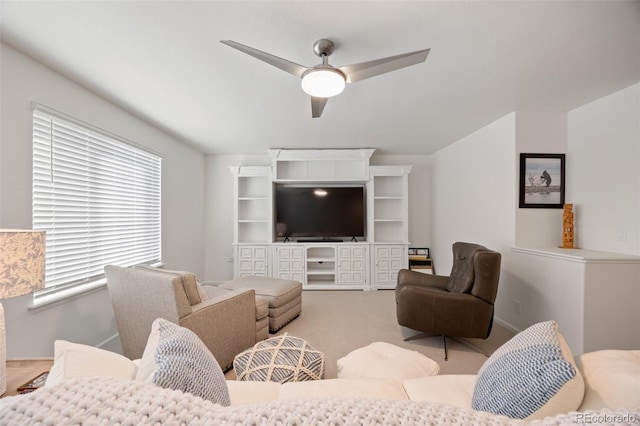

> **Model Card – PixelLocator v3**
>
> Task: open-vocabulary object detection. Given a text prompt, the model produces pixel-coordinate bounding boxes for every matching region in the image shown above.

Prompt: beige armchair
[104,265,256,370]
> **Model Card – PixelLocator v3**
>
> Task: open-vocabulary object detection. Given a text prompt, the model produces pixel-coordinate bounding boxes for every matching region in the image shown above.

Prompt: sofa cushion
[279,378,408,401]
[337,342,440,380]
[45,340,138,387]
[226,380,282,406]
[471,320,584,420]
[577,349,640,411]
[136,318,230,406]
[403,375,477,408]
[15,377,636,425]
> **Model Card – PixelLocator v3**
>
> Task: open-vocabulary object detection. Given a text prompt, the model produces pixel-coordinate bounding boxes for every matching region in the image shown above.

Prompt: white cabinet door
[274,245,305,283]
[372,244,406,288]
[337,245,368,287]
[236,245,269,276]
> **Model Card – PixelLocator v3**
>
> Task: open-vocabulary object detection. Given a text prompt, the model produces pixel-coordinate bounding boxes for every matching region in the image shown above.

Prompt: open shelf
[304,245,336,288]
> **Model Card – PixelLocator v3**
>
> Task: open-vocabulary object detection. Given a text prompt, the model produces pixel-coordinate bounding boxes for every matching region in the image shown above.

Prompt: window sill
[28,262,164,312]
[29,279,108,312]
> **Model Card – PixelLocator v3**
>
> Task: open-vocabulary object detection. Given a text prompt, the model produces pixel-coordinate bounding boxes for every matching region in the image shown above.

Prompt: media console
[230,149,412,290]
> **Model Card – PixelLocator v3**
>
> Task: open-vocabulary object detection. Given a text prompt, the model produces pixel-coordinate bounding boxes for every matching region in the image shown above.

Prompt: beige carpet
[228,290,513,379]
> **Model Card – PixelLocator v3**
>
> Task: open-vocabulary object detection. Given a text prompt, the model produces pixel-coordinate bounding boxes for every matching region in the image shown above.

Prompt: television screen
[275,185,366,241]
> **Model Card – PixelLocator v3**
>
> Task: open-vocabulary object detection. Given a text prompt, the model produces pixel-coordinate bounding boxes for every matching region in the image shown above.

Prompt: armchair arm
[471,250,501,304]
[180,288,256,370]
[397,269,449,290]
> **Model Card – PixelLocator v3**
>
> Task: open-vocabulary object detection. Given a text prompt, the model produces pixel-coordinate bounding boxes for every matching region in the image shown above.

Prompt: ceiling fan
[221,39,430,118]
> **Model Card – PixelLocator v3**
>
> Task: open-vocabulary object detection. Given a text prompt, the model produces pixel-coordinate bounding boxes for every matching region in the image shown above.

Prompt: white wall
[0,43,205,357]
[514,110,568,248]
[567,83,640,255]
[429,113,517,274]
[433,89,640,334]
[203,152,431,282]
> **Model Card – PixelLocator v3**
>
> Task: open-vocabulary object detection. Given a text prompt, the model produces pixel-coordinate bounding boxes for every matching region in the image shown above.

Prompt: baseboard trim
[96,333,120,350]
[494,317,521,334]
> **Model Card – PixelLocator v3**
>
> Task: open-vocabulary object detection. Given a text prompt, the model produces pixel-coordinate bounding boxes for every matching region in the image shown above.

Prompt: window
[32,105,161,301]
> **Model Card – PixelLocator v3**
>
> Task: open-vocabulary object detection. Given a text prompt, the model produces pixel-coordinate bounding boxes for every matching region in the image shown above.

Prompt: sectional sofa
[0,320,638,424]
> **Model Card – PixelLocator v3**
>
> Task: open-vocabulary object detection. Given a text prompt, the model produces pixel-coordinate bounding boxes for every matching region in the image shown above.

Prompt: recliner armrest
[397,269,448,289]
[471,251,501,304]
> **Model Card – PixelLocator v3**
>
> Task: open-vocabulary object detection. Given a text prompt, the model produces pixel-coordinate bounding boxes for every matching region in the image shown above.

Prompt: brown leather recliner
[395,242,501,360]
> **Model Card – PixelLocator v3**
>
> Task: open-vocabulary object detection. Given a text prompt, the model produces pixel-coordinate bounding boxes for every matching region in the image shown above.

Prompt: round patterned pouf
[233,333,324,383]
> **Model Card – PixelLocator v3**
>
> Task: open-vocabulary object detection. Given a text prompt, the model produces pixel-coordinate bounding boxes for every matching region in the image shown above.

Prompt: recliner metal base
[404,333,490,361]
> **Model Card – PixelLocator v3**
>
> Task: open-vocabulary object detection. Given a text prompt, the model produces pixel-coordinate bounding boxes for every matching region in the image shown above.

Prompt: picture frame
[408,247,430,258]
[17,371,49,392]
[519,153,565,208]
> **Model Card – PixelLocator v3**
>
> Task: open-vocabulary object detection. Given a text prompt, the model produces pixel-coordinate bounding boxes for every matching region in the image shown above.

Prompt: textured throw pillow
[471,321,584,420]
[136,318,230,406]
[45,340,138,387]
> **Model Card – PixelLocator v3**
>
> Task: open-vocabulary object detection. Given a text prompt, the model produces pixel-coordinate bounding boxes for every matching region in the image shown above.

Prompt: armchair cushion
[471,321,584,420]
[136,266,207,305]
[447,243,485,293]
[137,318,230,406]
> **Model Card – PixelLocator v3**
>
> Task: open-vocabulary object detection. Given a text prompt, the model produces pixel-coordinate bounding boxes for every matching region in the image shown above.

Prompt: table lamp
[0,230,46,395]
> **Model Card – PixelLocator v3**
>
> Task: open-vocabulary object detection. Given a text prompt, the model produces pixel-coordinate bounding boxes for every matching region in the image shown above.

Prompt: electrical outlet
[615,228,628,241]
[514,300,522,314]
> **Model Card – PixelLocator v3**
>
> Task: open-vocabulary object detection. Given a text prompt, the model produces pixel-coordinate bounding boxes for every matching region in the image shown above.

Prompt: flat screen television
[274,185,366,242]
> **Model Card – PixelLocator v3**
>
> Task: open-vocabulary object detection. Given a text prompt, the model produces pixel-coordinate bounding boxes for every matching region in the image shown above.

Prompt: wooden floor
[3,359,53,397]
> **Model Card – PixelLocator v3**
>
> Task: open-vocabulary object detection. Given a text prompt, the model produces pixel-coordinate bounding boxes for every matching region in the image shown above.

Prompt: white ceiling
[1,1,639,155]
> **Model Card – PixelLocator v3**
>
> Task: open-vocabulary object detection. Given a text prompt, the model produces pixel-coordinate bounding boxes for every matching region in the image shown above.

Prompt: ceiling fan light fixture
[301,67,345,98]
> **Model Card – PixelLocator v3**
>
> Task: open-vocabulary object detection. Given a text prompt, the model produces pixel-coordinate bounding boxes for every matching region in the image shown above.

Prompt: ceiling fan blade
[221,40,308,79]
[311,97,329,118]
[339,48,430,83]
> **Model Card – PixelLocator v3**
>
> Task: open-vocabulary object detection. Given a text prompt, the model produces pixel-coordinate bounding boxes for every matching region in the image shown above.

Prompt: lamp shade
[0,229,45,395]
[0,230,46,299]
[301,67,346,98]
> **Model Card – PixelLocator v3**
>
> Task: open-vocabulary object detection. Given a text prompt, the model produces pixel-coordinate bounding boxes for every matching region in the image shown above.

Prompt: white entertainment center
[230,149,412,290]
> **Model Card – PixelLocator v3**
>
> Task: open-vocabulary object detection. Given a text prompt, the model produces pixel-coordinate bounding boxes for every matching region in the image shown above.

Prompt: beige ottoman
[255,296,269,341]
[337,342,440,380]
[220,276,302,332]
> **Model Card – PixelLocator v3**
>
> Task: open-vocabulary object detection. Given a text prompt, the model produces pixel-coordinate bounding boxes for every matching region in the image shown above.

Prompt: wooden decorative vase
[562,204,574,248]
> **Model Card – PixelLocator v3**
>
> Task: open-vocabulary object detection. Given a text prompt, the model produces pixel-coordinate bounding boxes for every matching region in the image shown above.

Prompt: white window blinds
[32,107,161,295]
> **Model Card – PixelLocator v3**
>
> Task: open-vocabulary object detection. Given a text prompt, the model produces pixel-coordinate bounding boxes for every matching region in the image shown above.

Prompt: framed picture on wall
[519,153,565,208]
